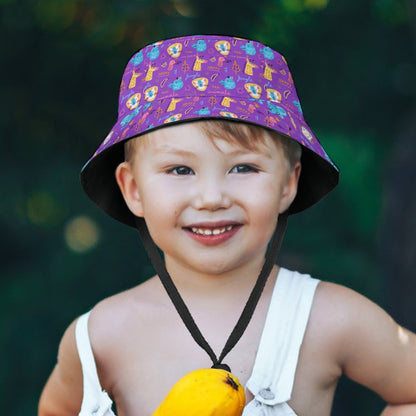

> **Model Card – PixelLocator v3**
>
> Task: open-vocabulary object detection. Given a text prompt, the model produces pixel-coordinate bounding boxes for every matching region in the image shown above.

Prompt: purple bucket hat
[81,34,339,227]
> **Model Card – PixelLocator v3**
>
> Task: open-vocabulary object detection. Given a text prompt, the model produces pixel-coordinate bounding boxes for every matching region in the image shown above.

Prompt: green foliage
[374,0,412,26]
[323,130,385,239]
[0,0,414,414]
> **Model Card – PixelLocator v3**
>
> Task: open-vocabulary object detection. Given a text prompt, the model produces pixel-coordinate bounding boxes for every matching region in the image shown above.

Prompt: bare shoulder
[294,282,374,383]
[88,275,163,337]
[86,276,168,388]
[311,280,387,337]
[311,280,416,404]
[307,281,390,365]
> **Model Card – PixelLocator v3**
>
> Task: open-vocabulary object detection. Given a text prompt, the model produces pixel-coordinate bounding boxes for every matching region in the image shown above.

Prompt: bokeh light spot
[64,215,100,253]
[172,0,196,17]
[304,0,329,9]
[27,191,60,226]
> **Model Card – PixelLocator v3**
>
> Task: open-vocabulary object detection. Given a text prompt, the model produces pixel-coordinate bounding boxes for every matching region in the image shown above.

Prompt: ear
[115,161,144,217]
[279,161,301,214]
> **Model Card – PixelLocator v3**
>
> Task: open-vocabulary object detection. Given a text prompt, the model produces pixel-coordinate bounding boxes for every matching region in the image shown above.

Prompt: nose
[193,176,231,211]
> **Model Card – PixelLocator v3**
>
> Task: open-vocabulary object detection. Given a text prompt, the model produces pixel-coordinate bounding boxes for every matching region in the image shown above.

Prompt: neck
[161,253,280,359]
[163,252,278,307]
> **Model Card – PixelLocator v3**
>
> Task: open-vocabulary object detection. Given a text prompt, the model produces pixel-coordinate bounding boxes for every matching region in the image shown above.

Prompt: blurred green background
[1,0,415,414]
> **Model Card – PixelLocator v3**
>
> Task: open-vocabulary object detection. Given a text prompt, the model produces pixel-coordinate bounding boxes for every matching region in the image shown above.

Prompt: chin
[189,256,259,277]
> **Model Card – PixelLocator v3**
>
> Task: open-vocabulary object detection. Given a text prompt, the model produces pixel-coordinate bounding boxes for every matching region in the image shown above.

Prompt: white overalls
[76,268,319,416]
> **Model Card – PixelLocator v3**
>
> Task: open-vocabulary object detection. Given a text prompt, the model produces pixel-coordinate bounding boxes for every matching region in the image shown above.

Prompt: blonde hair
[124,120,301,169]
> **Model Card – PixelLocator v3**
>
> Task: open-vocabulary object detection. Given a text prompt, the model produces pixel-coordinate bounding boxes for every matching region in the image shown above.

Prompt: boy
[38,35,416,416]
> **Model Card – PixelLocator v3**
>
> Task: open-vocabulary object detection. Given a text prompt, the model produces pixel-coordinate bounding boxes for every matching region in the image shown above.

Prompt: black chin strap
[135,212,289,372]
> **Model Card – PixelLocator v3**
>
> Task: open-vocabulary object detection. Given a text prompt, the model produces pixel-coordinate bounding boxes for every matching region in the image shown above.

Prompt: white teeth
[191,225,234,235]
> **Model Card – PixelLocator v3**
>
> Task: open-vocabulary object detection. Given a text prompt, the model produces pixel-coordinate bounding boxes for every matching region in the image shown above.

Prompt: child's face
[116,122,300,276]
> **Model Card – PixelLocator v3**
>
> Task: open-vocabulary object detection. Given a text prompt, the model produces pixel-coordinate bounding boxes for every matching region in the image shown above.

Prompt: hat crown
[81,35,339,226]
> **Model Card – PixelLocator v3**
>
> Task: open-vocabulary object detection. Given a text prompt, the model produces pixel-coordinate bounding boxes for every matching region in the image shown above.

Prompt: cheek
[257,203,279,233]
[246,180,283,210]
[139,182,184,223]
[248,183,282,230]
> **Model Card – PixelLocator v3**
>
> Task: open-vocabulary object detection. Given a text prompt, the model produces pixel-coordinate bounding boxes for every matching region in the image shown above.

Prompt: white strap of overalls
[245,269,319,410]
[75,312,113,416]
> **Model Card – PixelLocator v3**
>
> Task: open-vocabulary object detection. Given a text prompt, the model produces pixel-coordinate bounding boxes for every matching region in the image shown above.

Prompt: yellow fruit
[152,368,246,416]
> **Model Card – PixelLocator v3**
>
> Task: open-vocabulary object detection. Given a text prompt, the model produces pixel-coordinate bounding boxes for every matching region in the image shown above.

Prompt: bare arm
[381,404,416,415]
[379,331,416,416]
[38,319,83,416]
[322,283,416,413]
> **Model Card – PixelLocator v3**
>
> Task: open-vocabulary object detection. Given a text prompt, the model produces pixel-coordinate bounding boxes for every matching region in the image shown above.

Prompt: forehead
[134,121,282,156]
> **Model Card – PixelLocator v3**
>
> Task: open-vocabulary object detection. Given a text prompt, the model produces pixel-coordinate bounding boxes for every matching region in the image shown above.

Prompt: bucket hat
[80,34,339,371]
[81,34,338,227]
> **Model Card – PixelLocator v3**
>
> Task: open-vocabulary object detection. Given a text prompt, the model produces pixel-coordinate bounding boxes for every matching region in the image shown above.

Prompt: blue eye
[170,166,194,175]
[230,164,258,173]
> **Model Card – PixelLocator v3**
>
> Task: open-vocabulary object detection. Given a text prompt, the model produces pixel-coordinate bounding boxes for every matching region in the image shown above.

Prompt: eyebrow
[151,143,273,158]
[152,146,197,157]
[224,148,272,158]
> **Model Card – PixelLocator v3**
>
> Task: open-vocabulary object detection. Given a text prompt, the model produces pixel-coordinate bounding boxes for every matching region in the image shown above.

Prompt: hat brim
[81,102,339,227]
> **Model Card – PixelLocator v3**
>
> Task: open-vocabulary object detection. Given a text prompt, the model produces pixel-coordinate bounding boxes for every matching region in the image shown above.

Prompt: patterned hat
[81,34,339,226]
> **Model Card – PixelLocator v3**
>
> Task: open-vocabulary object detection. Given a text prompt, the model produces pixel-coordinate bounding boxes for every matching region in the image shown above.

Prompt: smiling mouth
[190,225,234,236]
